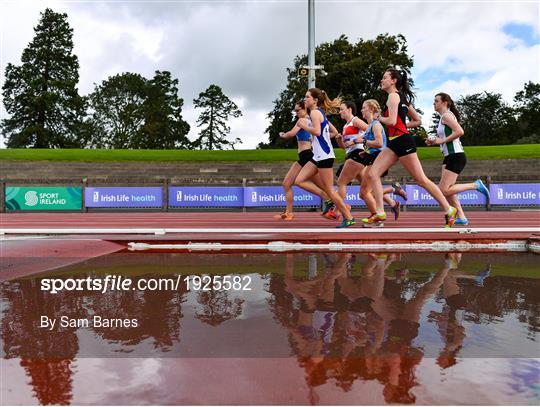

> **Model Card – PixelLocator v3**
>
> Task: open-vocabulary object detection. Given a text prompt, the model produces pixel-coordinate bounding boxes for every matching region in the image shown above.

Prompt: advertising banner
[405,185,487,206]
[244,186,320,207]
[490,183,540,205]
[85,187,163,208]
[169,186,244,207]
[5,186,82,211]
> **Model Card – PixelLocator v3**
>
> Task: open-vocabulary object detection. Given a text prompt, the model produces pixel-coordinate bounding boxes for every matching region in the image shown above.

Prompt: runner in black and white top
[296,88,356,228]
[426,92,490,225]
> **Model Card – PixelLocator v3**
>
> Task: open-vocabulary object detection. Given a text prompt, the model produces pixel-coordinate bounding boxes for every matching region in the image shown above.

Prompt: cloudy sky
[1,0,539,148]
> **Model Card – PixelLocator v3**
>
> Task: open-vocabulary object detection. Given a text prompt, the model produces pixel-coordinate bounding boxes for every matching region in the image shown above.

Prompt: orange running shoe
[323,207,338,220]
[326,204,351,220]
[274,212,294,221]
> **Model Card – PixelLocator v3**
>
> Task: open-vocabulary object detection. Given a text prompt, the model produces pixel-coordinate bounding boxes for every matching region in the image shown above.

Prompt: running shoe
[392,182,408,201]
[361,213,376,223]
[454,217,469,226]
[274,212,294,221]
[324,204,350,220]
[323,207,338,220]
[322,199,335,215]
[474,179,490,200]
[336,218,356,228]
[445,206,457,228]
[362,213,386,228]
[390,201,401,221]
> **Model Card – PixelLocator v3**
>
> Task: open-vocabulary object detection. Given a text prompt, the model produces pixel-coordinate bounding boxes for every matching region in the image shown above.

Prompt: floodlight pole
[308,0,316,88]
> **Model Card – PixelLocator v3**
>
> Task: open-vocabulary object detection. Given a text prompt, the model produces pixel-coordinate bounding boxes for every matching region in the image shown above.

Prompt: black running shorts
[357,151,379,166]
[387,134,417,157]
[310,158,335,169]
[443,152,467,175]
[345,149,363,164]
[358,151,388,177]
[297,149,314,167]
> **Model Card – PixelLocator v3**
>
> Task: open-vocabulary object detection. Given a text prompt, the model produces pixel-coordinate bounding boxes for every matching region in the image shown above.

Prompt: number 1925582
[185,275,252,291]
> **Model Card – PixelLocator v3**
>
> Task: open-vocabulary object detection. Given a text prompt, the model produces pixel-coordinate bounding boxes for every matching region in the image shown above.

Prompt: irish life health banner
[405,185,487,206]
[5,186,82,211]
[85,187,163,208]
[244,186,320,207]
[169,186,244,207]
[490,184,540,205]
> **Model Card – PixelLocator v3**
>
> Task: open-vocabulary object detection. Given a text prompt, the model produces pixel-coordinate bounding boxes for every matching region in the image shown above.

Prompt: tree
[193,84,242,150]
[138,71,191,149]
[87,71,191,149]
[88,73,147,148]
[1,8,86,148]
[195,290,244,326]
[513,81,540,144]
[457,92,518,145]
[260,34,414,148]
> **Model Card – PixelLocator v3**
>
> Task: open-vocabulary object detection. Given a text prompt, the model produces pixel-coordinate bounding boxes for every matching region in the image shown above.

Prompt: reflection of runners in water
[283,253,351,357]
[475,264,491,287]
[428,254,468,369]
[377,265,449,403]
[275,253,459,404]
[308,254,318,280]
[443,252,462,270]
[395,268,409,284]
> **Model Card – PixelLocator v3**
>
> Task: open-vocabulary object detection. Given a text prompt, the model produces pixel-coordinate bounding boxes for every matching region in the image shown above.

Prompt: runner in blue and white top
[358,99,407,222]
[311,107,335,162]
[426,92,490,226]
[296,88,356,228]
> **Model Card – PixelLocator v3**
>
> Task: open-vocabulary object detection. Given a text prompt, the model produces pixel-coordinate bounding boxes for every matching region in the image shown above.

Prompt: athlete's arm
[406,105,422,128]
[336,132,346,149]
[378,93,400,126]
[299,110,322,136]
[434,113,464,145]
[328,122,339,138]
[352,117,368,131]
[280,118,308,139]
[365,123,383,149]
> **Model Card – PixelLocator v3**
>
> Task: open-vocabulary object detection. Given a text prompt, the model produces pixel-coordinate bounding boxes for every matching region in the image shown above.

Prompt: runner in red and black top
[382,92,418,157]
[365,68,457,228]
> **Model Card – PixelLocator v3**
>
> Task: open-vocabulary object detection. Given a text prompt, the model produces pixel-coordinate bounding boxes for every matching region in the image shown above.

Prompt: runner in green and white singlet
[426,93,490,225]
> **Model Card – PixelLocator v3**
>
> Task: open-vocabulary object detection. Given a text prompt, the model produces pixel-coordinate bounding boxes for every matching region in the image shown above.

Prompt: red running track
[1,211,539,244]
[2,210,539,228]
